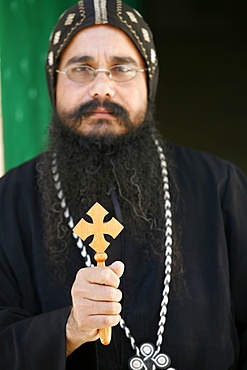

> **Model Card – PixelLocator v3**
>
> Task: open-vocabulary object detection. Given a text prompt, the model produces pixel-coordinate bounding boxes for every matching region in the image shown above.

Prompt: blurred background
[0,0,246,176]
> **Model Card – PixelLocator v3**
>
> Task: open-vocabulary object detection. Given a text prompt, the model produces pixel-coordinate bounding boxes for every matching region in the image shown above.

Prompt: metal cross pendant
[128,343,172,370]
[73,202,124,346]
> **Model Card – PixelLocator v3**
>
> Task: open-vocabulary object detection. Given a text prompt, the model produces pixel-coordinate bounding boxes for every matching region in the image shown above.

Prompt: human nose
[88,70,115,99]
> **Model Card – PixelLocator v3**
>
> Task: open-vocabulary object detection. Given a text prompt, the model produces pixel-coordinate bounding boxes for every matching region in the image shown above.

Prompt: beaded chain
[51,136,176,369]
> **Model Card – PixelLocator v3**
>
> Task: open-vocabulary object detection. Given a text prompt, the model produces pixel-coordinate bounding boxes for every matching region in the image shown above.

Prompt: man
[0,1,247,369]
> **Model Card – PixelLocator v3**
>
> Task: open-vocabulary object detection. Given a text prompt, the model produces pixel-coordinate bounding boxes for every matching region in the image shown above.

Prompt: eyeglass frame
[56,64,147,83]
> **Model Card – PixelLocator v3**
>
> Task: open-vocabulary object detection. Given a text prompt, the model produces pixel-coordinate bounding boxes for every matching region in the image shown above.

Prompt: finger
[90,261,125,287]
[109,261,125,279]
[77,266,121,288]
[74,284,122,302]
[81,313,121,330]
[71,304,121,331]
[86,300,122,316]
[73,299,121,318]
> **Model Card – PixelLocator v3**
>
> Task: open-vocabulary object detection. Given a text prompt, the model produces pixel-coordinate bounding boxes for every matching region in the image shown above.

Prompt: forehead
[59,25,145,67]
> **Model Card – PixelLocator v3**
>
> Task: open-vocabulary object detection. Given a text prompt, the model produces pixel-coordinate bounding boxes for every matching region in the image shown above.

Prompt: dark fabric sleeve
[223,163,247,368]
[0,237,95,370]
[0,306,71,370]
[0,238,71,370]
[0,162,70,370]
[0,161,97,370]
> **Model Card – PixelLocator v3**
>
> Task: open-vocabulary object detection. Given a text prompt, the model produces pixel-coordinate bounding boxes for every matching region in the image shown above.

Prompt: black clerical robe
[0,143,247,370]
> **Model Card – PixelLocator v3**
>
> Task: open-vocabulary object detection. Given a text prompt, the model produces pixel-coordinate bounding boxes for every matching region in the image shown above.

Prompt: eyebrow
[110,56,138,66]
[64,55,139,68]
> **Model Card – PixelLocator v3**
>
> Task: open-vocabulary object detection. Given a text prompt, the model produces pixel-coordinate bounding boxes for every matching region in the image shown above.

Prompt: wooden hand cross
[73,202,124,345]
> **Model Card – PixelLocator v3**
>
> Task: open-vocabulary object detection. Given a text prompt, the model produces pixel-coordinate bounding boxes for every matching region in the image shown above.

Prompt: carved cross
[73,202,124,346]
[73,202,124,254]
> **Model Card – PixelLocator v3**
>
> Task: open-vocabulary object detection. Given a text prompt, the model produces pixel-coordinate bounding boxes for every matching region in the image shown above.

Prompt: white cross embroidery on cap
[142,28,150,43]
[64,13,76,26]
[53,31,61,45]
[151,48,156,64]
[48,51,54,66]
[126,11,138,23]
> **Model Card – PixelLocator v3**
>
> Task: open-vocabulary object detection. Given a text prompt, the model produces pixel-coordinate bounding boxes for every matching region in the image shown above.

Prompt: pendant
[128,343,174,370]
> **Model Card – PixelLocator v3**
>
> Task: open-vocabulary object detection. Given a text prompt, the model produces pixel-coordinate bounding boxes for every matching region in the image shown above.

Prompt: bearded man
[0,1,247,369]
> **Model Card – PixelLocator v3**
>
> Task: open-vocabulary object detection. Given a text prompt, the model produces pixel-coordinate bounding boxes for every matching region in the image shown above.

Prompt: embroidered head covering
[46,0,159,106]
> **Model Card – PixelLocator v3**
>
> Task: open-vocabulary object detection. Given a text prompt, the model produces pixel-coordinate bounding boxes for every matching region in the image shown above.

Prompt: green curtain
[0,0,144,172]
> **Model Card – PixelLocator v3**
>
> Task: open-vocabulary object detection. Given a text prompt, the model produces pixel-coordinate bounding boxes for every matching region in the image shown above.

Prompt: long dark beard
[37,105,182,281]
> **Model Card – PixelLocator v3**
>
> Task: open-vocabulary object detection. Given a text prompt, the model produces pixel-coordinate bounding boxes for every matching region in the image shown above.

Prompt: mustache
[68,99,130,122]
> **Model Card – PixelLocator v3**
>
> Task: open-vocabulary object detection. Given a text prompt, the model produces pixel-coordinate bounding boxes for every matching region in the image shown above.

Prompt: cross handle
[73,202,124,346]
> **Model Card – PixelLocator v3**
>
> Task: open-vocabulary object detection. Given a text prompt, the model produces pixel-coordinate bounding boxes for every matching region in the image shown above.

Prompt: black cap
[46,0,159,106]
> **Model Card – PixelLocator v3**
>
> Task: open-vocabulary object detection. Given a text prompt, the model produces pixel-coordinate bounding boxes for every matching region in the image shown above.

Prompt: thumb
[109,261,125,278]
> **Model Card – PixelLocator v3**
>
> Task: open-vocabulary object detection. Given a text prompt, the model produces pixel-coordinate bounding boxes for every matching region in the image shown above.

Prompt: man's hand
[66,261,125,356]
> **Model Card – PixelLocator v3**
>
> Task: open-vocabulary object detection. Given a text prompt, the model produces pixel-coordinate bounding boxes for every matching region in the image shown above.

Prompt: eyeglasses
[56,65,147,83]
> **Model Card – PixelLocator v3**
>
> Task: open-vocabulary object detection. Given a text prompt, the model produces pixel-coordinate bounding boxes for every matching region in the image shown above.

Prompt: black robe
[0,143,247,370]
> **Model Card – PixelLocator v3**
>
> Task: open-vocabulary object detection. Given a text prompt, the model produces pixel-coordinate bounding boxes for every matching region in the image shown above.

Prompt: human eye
[67,65,94,83]
[112,65,132,73]
[110,65,135,81]
[71,65,91,73]
[68,65,94,81]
